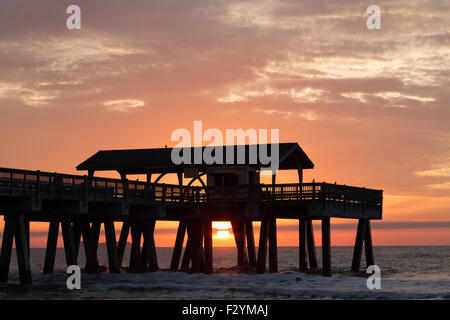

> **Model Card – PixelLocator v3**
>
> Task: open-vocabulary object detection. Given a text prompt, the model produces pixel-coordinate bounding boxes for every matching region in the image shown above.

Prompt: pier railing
[0,168,382,209]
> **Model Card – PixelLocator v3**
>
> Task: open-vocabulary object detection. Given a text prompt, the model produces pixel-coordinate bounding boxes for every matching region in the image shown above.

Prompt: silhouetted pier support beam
[128,221,142,272]
[0,216,14,283]
[231,219,248,267]
[117,221,130,266]
[181,236,192,270]
[43,221,59,274]
[85,221,101,273]
[170,221,186,270]
[321,217,331,277]
[73,221,90,262]
[299,218,307,272]
[61,218,77,267]
[187,220,206,273]
[268,218,278,273]
[256,217,277,274]
[204,220,213,274]
[139,220,158,272]
[104,219,120,273]
[246,221,256,267]
[0,214,32,285]
[351,219,374,272]
[306,219,318,269]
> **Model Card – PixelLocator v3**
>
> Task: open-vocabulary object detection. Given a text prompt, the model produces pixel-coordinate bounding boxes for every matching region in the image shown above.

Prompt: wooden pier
[0,143,382,284]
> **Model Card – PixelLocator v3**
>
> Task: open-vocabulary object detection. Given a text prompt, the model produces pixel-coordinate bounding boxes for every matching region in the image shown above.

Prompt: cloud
[103,99,145,112]
[252,108,319,121]
[427,182,450,190]
[416,168,450,177]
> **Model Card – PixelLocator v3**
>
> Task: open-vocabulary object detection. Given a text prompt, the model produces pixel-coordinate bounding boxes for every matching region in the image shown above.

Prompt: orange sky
[0,1,449,246]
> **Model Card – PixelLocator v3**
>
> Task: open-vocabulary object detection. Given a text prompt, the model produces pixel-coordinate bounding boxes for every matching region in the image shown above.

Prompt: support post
[204,220,213,274]
[256,218,270,274]
[268,218,278,273]
[85,221,101,273]
[79,221,91,261]
[306,219,318,269]
[15,213,32,284]
[117,221,130,266]
[299,218,308,272]
[140,220,158,272]
[43,220,59,274]
[61,218,77,267]
[364,220,375,266]
[128,221,142,273]
[246,220,256,267]
[321,217,331,276]
[188,220,205,273]
[170,221,186,270]
[181,237,192,270]
[351,219,367,272]
[231,219,248,267]
[104,219,120,273]
[72,221,82,260]
[0,216,15,283]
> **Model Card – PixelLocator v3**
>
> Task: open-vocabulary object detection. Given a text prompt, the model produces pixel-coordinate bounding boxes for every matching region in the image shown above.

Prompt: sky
[0,0,449,247]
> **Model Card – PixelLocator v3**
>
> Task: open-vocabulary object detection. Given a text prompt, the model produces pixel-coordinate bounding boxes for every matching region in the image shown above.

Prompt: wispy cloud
[416,168,450,177]
[103,99,145,112]
[427,182,450,190]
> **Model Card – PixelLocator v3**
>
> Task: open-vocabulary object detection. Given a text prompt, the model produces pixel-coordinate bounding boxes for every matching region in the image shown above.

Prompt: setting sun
[212,222,233,240]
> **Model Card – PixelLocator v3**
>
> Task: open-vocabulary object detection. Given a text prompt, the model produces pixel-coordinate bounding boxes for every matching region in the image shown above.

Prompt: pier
[0,143,382,284]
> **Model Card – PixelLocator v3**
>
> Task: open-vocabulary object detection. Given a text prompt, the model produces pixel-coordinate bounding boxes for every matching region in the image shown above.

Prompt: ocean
[1,246,449,299]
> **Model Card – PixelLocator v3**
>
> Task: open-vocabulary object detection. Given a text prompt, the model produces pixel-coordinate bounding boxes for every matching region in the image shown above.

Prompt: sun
[212,221,233,239]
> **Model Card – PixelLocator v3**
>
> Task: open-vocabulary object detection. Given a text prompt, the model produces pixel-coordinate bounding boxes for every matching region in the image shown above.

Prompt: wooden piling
[15,213,32,284]
[181,237,192,270]
[256,218,270,274]
[61,218,77,267]
[246,220,256,267]
[43,220,59,274]
[128,221,142,273]
[117,221,130,266]
[25,218,30,261]
[104,219,120,273]
[80,221,92,260]
[0,216,15,283]
[364,220,375,266]
[299,218,308,272]
[306,219,318,269]
[187,220,205,273]
[170,221,186,270]
[231,219,248,267]
[204,220,213,274]
[321,217,331,277]
[72,221,82,260]
[140,220,158,272]
[85,221,101,273]
[139,240,149,272]
[268,218,278,273]
[351,219,367,272]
